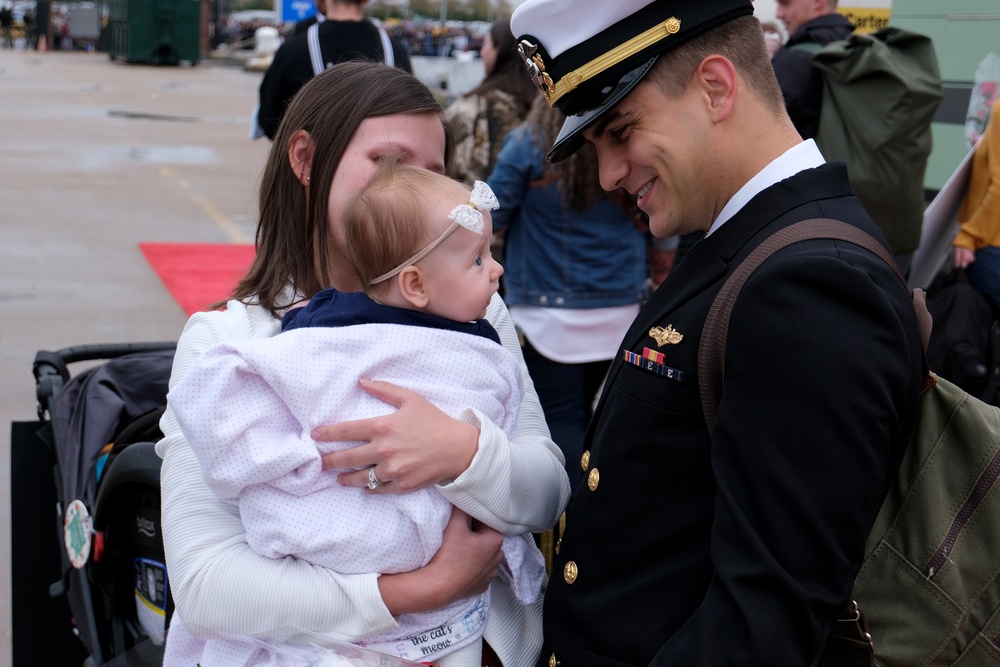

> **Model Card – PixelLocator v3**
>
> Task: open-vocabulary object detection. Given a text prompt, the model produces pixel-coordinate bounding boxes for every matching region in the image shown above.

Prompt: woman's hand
[313,379,480,492]
[377,507,504,616]
[954,246,976,270]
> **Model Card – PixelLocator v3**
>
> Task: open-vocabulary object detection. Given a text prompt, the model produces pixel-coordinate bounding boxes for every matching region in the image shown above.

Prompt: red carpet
[141,243,255,316]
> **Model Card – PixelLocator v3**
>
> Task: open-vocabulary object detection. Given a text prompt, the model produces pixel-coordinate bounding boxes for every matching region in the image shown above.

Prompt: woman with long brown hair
[158,61,570,667]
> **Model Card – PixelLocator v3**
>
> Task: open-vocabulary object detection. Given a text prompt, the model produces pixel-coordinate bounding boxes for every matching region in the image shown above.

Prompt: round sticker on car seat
[64,499,92,569]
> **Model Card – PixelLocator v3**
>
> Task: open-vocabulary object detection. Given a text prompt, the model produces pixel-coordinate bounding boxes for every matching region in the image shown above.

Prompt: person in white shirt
[169,165,547,667]
[156,61,570,667]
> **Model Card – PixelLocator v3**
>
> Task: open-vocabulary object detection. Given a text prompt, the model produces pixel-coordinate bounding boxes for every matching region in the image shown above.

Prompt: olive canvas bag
[699,218,1000,666]
[793,28,943,255]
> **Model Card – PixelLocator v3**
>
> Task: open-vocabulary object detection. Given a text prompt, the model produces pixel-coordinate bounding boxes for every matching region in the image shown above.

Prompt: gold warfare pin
[649,325,683,346]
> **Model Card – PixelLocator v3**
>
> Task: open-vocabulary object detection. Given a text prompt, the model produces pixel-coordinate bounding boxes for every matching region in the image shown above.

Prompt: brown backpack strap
[696,217,935,667]
[697,217,928,435]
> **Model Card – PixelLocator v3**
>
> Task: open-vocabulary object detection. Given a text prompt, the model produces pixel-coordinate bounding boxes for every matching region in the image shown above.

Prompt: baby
[167,161,545,667]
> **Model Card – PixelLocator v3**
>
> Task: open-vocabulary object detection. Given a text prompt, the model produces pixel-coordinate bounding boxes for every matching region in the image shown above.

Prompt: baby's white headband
[370,181,499,285]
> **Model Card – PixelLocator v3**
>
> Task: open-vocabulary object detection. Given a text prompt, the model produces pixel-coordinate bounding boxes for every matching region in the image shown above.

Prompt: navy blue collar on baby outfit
[280,288,501,346]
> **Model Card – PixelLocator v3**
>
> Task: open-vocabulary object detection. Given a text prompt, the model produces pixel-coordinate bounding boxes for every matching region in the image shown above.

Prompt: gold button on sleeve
[588,467,600,491]
[564,560,578,584]
[549,653,560,667]
[581,450,590,471]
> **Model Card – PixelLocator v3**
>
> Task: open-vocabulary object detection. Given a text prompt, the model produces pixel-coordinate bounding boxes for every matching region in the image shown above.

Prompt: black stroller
[11,342,177,666]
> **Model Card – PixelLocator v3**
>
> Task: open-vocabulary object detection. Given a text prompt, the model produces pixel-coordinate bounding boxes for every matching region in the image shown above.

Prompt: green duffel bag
[794,27,943,256]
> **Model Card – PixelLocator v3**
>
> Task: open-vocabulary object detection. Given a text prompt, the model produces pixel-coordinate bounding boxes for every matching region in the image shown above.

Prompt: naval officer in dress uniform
[508,1,924,664]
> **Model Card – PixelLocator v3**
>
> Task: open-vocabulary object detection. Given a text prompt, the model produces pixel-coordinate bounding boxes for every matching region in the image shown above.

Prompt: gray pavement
[0,48,271,664]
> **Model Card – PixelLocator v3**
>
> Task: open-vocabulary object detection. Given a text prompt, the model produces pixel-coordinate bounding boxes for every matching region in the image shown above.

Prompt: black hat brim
[547,56,659,163]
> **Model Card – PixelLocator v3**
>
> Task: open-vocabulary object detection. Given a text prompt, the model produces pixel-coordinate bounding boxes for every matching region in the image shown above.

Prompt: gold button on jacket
[564,560,578,584]
[581,450,590,470]
[549,653,560,667]
[588,467,600,491]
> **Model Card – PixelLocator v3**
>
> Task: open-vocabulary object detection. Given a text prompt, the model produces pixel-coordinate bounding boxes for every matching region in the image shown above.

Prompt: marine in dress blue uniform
[508,1,924,664]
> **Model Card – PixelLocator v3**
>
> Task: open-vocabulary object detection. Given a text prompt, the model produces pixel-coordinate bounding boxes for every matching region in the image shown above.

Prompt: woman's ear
[288,129,315,186]
[397,267,429,309]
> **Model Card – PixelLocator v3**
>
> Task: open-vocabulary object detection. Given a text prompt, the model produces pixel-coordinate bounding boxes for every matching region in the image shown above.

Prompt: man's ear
[696,55,737,124]
[288,129,314,186]
[397,266,429,308]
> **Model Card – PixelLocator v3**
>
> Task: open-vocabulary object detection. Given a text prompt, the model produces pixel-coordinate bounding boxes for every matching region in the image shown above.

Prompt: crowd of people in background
[222,10,492,60]
[0,3,15,48]
[3,2,493,59]
[2,2,100,52]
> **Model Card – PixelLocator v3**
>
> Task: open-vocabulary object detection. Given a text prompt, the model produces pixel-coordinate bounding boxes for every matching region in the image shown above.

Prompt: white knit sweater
[156,293,570,667]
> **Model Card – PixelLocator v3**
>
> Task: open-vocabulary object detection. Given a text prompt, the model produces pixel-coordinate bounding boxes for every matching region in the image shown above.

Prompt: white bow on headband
[369,181,501,285]
[447,181,499,235]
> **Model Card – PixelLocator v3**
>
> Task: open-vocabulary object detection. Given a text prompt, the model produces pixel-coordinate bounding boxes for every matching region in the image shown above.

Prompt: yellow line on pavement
[190,194,252,244]
[159,167,251,244]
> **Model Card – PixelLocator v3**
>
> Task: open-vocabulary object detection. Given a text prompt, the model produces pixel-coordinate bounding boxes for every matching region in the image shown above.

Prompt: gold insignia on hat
[538,17,683,108]
[649,324,683,346]
[518,39,556,103]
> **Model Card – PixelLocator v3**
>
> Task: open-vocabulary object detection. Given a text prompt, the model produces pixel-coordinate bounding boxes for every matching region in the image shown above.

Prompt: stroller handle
[41,341,177,367]
[33,341,177,419]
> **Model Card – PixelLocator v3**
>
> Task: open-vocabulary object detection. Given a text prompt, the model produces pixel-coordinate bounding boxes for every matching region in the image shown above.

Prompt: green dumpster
[107,0,201,65]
